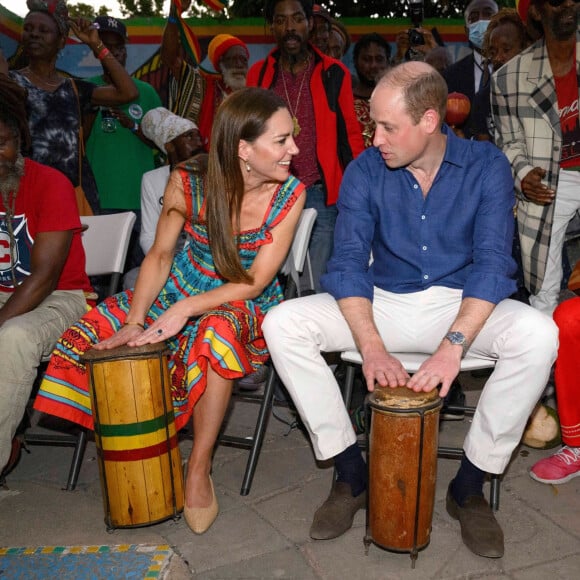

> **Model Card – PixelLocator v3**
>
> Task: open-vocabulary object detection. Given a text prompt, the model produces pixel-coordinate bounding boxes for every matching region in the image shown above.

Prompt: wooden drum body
[365,387,442,564]
[83,342,184,529]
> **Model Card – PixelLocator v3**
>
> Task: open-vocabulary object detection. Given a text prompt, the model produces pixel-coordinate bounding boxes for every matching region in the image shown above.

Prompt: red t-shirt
[554,62,580,169]
[0,158,92,293]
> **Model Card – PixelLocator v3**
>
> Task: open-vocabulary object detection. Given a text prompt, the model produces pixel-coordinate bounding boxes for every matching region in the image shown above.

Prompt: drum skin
[83,343,184,529]
[367,387,441,553]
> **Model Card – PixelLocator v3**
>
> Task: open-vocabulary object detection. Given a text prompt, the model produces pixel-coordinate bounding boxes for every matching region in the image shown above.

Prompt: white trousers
[530,169,580,315]
[263,287,558,474]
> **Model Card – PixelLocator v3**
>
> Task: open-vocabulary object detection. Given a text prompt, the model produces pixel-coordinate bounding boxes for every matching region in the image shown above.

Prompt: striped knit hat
[207,34,248,70]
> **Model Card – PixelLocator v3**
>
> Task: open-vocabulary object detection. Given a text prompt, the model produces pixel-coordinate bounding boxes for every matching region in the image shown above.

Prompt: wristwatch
[444,331,468,357]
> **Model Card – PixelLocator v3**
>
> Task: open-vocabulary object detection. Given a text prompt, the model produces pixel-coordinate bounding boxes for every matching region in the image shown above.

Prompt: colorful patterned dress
[34,168,304,431]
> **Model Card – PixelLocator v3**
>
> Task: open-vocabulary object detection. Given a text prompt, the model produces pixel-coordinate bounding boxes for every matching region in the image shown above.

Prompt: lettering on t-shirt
[555,66,580,168]
[0,213,33,290]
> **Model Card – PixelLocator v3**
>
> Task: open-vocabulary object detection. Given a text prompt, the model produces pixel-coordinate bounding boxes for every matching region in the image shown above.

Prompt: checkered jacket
[491,32,580,295]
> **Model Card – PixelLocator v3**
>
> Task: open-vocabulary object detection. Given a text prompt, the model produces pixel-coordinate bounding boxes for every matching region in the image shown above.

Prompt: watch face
[447,331,466,345]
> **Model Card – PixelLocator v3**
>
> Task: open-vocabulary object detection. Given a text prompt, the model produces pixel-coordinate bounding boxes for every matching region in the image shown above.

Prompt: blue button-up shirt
[321,126,517,304]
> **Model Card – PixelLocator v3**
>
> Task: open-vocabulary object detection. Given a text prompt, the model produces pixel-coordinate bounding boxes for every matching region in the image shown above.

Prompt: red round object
[445,92,471,126]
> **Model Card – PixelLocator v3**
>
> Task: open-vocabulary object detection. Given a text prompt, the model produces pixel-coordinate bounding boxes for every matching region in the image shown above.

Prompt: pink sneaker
[530,446,580,484]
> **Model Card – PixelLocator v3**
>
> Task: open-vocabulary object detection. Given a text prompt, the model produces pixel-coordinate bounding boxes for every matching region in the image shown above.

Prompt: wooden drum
[82,342,184,530]
[365,386,442,566]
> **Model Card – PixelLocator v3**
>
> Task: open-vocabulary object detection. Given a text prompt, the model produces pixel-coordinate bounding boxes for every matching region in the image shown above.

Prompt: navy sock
[334,443,367,497]
[451,454,485,506]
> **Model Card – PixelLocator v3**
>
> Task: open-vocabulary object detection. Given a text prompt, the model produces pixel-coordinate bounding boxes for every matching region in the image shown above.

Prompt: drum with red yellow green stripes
[83,342,184,529]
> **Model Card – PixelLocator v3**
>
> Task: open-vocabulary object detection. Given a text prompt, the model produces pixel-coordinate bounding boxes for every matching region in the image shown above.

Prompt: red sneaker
[530,446,580,484]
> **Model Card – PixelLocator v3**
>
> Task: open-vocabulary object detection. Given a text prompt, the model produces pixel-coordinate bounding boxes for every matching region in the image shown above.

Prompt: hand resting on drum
[361,348,409,392]
[130,302,189,347]
[92,323,144,350]
[406,347,462,398]
[93,301,190,350]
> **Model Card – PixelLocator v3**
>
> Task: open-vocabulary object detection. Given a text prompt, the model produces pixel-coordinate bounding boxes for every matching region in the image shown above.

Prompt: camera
[408,28,425,46]
[101,107,117,133]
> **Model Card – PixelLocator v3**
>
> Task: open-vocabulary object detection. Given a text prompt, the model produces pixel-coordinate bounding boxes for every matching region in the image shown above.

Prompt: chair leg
[490,474,500,511]
[65,429,87,491]
[239,367,277,496]
[342,364,356,409]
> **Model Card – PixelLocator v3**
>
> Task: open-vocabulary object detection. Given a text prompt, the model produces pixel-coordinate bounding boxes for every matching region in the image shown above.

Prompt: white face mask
[468,20,490,50]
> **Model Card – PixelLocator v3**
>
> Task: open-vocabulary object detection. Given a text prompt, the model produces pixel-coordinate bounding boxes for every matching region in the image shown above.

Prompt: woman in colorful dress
[2,0,137,214]
[35,87,305,534]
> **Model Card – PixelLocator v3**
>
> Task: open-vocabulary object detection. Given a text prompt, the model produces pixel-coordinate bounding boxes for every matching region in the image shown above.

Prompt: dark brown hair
[206,87,288,283]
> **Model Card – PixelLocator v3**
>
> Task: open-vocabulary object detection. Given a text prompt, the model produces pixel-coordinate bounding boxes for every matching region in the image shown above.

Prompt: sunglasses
[547,0,579,7]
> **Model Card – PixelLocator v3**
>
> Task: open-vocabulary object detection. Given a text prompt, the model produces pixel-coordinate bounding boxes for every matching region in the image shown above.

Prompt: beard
[549,6,578,41]
[220,65,247,92]
[0,153,25,200]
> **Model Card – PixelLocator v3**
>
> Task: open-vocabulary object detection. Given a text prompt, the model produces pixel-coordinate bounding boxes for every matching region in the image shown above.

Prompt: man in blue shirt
[263,61,558,558]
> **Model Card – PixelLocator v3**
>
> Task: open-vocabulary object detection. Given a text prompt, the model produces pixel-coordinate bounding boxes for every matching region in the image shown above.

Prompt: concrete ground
[1,371,579,580]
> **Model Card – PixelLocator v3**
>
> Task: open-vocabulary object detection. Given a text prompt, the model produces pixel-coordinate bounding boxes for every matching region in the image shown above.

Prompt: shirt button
[423,274,429,280]
[422,245,427,251]
[421,215,426,220]
[413,184,419,189]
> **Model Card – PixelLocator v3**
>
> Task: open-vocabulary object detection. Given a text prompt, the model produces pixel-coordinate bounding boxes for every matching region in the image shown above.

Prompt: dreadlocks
[0,74,30,287]
[0,74,31,154]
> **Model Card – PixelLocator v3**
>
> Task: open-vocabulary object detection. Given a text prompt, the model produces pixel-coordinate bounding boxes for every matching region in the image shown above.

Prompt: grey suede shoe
[446,482,504,558]
[310,481,366,540]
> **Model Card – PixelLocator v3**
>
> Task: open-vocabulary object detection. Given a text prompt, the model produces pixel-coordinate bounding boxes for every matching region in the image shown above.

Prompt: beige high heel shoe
[183,475,219,534]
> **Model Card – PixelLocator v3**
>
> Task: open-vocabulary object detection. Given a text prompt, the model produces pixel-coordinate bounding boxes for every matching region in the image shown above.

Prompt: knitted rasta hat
[207,34,248,70]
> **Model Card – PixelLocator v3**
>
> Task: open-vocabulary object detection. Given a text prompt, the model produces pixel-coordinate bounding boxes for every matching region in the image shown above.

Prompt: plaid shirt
[491,32,580,295]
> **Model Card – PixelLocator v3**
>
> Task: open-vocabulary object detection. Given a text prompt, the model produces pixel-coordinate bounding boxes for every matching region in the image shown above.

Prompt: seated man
[0,75,92,479]
[263,61,558,558]
[123,106,204,290]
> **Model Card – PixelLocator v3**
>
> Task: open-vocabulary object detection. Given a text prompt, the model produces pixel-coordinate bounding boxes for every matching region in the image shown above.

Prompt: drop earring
[245,160,251,173]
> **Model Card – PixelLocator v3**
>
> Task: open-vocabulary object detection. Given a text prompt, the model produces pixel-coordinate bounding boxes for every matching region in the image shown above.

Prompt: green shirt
[85,77,162,210]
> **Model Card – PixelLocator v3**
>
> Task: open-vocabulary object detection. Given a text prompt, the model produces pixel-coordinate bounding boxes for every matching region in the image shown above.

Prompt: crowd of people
[1,0,579,563]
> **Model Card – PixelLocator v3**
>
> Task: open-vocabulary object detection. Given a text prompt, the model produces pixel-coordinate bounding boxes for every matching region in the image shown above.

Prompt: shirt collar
[440,124,465,168]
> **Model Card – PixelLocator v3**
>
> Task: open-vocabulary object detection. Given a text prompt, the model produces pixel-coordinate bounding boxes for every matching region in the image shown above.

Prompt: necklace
[280,55,311,137]
[22,67,63,88]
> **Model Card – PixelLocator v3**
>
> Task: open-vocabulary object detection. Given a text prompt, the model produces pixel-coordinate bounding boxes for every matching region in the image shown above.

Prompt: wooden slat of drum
[137,357,173,522]
[125,357,164,525]
[105,359,146,526]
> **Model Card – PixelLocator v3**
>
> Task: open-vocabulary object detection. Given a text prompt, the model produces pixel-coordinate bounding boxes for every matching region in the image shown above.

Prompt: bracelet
[123,321,144,329]
[168,15,178,24]
[131,123,140,133]
[94,41,104,52]
[97,47,110,60]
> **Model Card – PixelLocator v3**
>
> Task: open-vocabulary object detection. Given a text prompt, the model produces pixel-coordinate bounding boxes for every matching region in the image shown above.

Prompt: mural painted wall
[0,5,469,81]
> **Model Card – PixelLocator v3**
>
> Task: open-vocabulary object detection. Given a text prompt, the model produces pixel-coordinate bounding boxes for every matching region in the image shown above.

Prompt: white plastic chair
[80,211,137,296]
[340,349,501,509]
[279,207,317,296]
[219,208,318,495]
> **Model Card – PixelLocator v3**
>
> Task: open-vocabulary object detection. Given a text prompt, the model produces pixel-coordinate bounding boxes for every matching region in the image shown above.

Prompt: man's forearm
[444,297,495,351]
[337,296,385,356]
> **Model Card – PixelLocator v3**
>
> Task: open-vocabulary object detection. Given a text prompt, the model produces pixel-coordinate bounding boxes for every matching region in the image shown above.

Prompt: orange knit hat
[207,34,249,70]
